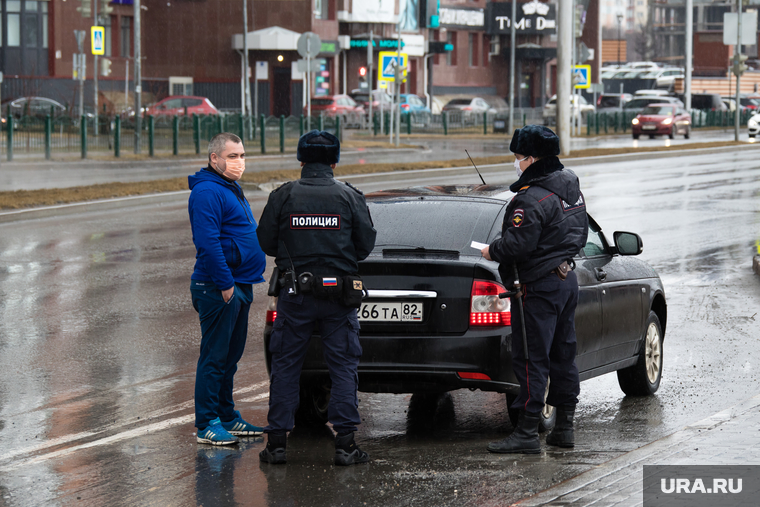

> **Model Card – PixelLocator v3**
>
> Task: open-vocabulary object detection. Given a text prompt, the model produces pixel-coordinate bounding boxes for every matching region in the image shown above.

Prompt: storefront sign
[438,7,484,28]
[319,41,338,56]
[486,0,556,35]
[350,39,404,49]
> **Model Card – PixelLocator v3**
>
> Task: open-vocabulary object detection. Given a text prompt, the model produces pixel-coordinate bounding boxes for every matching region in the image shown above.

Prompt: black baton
[498,264,529,361]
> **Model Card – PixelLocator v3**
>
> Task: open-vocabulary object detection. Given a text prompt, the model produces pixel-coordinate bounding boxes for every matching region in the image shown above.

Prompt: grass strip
[0,140,752,210]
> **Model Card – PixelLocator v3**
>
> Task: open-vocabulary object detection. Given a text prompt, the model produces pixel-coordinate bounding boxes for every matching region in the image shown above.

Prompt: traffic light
[100,58,112,76]
[77,0,92,17]
[574,5,585,37]
[100,0,113,15]
[732,53,748,77]
[359,66,367,78]
[428,41,454,54]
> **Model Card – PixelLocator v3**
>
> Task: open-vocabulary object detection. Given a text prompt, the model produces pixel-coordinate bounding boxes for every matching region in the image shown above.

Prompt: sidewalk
[515,393,760,506]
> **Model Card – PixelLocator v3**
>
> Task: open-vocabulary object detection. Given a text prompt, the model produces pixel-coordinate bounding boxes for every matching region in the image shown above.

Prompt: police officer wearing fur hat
[481,125,588,454]
[256,130,377,466]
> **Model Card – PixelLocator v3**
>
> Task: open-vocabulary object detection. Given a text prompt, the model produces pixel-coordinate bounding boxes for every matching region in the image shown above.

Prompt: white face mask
[514,156,530,178]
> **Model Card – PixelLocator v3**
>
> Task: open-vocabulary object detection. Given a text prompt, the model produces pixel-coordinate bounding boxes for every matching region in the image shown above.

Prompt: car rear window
[598,96,621,108]
[446,99,472,106]
[691,95,720,110]
[367,198,503,253]
[312,99,334,106]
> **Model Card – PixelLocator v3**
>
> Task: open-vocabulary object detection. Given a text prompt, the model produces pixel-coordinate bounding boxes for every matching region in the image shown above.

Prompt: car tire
[506,389,556,433]
[668,129,674,140]
[294,380,331,426]
[648,135,655,139]
[633,134,640,140]
[617,311,663,396]
[750,134,755,138]
[684,128,690,139]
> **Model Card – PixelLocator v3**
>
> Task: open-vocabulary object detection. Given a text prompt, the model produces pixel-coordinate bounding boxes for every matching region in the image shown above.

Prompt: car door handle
[594,267,607,282]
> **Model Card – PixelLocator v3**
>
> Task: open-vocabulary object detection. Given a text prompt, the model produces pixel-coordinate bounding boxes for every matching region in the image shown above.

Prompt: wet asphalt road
[1,147,760,506]
[0,128,752,192]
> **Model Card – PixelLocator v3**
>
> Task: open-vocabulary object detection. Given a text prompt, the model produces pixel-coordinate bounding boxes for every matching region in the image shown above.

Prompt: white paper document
[471,241,489,250]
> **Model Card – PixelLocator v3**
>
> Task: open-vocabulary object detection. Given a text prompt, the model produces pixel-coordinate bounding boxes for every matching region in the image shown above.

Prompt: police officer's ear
[300,162,306,167]
[330,163,337,169]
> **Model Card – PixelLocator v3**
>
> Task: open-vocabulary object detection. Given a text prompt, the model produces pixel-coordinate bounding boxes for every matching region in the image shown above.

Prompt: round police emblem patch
[512,208,525,227]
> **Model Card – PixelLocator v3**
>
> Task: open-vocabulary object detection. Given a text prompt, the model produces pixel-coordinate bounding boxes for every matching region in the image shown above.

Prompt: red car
[147,95,219,116]
[304,94,364,128]
[631,104,691,140]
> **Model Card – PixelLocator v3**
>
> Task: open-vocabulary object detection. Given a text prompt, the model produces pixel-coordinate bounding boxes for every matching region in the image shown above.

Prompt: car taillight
[401,104,410,110]
[462,106,472,111]
[265,297,277,324]
[470,280,510,326]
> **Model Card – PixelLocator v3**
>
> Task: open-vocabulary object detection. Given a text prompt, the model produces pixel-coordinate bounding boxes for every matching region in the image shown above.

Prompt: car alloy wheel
[645,320,662,385]
[617,311,664,396]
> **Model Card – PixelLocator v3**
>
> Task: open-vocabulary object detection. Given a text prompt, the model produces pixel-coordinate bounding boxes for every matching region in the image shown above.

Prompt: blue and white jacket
[188,167,266,290]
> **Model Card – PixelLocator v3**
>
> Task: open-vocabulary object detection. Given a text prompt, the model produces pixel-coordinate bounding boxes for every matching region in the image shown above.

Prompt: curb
[514,393,760,506]
[2,143,757,223]
[0,191,191,224]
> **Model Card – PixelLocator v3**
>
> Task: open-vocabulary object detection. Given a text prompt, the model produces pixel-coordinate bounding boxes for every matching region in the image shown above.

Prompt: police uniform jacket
[257,162,377,277]
[488,156,589,284]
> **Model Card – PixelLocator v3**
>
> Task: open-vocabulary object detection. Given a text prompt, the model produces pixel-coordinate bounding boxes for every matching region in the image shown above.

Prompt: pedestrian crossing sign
[572,65,591,89]
[378,51,408,83]
[91,26,105,55]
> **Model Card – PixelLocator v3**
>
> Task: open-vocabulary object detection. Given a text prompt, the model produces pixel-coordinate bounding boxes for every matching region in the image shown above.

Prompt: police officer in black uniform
[481,125,589,454]
[256,130,377,466]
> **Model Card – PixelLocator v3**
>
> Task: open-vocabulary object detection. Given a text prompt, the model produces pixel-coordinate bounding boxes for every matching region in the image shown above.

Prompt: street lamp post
[617,13,624,67]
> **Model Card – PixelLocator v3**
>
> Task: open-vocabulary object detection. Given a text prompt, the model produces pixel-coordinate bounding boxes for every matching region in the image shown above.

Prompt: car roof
[367,184,513,202]
[157,95,208,101]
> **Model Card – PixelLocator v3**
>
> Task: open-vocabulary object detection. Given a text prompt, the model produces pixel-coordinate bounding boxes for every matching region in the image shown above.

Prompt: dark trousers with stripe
[265,290,362,436]
[510,271,580,415]
[191,280,253,430]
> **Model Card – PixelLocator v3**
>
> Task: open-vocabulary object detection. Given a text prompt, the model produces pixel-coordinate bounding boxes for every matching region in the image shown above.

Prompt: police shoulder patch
[511,208,525,227]
[343,181,364,195]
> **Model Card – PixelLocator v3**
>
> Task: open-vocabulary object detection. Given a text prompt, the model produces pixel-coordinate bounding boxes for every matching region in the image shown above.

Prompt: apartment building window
[447,31,457,66]
[7,0,20,46]
[102,15,111,56]
[120,16,131,57]
[433,29,440,65]
[468,33,475,66]
[482,34,490,67]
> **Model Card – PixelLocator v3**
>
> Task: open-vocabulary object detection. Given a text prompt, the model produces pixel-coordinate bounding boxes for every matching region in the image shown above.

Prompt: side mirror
[613,231,643,256]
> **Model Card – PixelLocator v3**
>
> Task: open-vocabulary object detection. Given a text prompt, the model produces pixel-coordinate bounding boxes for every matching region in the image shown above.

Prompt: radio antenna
[465,150,486,185]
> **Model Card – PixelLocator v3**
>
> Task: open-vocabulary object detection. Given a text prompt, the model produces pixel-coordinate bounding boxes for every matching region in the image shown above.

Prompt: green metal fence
[2,108,754,161]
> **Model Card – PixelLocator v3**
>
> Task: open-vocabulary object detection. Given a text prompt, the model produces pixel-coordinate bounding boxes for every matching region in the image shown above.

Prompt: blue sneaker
[197,418,239,446]
[221,410,264,436]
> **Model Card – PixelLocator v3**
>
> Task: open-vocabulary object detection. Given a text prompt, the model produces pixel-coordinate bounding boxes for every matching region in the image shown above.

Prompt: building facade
[0,0,602,116]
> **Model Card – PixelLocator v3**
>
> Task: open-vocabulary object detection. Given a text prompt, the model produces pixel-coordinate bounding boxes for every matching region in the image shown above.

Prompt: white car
[749,113,760,138]
[542,94,595,126]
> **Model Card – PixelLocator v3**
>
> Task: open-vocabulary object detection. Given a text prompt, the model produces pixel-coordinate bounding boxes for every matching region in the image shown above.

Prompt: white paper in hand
[471,241,489,250]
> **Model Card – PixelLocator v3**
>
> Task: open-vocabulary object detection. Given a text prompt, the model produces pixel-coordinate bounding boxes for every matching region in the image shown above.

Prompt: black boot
[334,432,370,466]
[259,433,287,464]
[546,406,575,448]
[487,411,541,454]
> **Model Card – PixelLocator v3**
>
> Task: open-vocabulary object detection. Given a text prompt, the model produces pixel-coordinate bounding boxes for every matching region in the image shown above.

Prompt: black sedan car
[263,185,667,430]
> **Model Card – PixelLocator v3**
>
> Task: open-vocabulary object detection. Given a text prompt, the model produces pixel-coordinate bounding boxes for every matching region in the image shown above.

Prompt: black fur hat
[297,130,340,164]
[509,124,560,158]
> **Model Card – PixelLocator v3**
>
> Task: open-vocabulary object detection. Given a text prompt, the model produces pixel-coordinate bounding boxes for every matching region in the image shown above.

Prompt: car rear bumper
[264,325,520,395]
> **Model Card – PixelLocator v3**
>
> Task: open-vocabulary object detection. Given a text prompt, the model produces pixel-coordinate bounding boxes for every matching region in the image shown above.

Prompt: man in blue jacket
[188,132,267,445]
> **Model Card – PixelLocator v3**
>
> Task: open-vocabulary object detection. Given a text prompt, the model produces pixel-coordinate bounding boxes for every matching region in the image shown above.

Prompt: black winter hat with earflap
[297,130,341,164]
[509,125,561,158]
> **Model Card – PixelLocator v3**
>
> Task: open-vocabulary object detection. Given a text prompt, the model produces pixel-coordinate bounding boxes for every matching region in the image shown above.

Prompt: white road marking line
[0,381,270,468]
